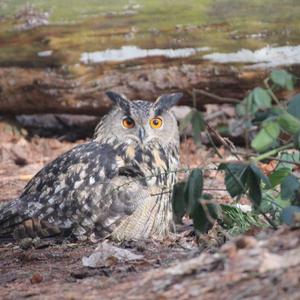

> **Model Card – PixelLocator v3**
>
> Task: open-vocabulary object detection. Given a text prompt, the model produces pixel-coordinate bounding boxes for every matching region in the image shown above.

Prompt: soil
[0,122,299,300]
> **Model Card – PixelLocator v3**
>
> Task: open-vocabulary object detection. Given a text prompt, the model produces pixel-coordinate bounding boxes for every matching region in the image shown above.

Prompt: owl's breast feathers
[116,141,179,188]
[0,139,179,241]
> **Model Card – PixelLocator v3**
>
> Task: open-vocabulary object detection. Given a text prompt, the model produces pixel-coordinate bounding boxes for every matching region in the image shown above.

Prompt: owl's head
[94,91,183,146]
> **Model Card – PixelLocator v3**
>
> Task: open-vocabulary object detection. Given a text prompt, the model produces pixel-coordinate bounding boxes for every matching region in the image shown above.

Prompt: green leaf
[268,168,291,187]
[220,163,270,206]
[280,205,300,226]
[251,121,280,152]
[172,182,187,223]
[276,151,300,171]
[270,70,295,90]
[236,103,246,117]
[183,169,217,233]
[258,193,275,214]
[287,94,300,120]
[243,93,256,115]
[247,171,262,205]
[179,110,194,133]
[242,88,272,117]
[219,162,249,197]
[179,109,204,145]
[184,169,203,214]
[252,87,272,109]
[244,93,253,113]
[191,110,204,145]
[246,165,270,205]
[277,112,300,134]
[249,164,271,187]
[190,200,218,233]
[281,175,300,201]
[294,132,300,150]
[271,107,286,114]
[254,110,275,123]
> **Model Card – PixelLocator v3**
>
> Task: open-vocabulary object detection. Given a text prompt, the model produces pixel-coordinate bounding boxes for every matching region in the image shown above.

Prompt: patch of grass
[0,0,299,68]
[220,204,267,235]
[0,0,209,24]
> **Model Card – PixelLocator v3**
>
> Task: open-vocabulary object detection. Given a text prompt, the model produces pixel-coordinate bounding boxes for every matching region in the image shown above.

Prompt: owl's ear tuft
[106,91,131,114]
[153,92,183,115]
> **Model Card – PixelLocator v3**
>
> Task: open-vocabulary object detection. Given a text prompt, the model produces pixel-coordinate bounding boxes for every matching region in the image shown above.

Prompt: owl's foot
[19,237,42,250]
[18,236,76,250]
[13,218,61,240]
[9,218,76,249]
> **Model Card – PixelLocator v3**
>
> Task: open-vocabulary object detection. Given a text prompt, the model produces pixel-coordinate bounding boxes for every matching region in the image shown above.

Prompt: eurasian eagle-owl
[0,91,182,242]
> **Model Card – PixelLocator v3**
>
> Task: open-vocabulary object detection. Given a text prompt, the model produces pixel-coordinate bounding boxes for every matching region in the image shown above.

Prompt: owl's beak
[138,127,145,143]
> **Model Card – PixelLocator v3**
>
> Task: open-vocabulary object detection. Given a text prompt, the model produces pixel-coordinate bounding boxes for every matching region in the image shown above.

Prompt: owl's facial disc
[100,91,182,146]
[117,102,177,145]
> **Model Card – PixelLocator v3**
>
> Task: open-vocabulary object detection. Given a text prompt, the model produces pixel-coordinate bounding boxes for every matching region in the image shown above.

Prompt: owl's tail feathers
[0,199,61,240]
[0,199,24,237]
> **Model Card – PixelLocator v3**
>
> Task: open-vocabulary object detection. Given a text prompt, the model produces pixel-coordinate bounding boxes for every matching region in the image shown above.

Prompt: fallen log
[0,62,269,116]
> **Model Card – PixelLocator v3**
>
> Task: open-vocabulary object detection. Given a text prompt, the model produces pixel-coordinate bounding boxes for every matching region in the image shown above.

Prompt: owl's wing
[22,141,120,196]
[0,141,126,239]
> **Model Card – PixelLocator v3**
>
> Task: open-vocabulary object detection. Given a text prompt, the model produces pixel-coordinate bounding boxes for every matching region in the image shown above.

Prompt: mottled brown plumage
[0,91,182,242]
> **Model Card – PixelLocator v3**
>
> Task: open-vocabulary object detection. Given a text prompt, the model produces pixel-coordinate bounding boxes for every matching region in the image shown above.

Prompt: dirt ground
[0,121,300,300]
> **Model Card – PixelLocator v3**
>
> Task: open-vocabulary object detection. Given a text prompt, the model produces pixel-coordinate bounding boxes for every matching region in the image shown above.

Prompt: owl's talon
[19,237,34,250]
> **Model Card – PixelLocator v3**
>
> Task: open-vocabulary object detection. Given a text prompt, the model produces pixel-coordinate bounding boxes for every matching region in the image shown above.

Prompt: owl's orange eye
[122,117,135,129]
[150,117,163,129]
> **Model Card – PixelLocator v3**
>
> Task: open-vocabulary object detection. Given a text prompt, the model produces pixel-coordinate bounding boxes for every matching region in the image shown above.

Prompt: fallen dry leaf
[82,241,144,268]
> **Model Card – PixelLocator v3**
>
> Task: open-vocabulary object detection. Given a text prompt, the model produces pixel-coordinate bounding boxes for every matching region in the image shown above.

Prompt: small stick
[192,89,240,104]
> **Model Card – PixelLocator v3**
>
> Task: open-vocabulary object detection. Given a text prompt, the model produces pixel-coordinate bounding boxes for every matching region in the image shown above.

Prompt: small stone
[235,236,257,249]
[30,273,43,284]
[221,243,237,258]
[19,238,34,250]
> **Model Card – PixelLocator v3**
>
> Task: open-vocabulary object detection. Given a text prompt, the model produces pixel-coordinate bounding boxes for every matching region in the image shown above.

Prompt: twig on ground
[206,123,240,161]
[233,150,300,167]
[204,111,226,122]
[191,89,240,104]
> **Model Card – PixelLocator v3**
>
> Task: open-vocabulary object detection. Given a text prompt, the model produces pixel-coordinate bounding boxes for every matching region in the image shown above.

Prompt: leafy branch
[174,69,300,235]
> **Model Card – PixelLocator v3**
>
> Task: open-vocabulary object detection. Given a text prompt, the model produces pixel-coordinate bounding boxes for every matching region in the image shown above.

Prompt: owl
[0,91,182,242]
